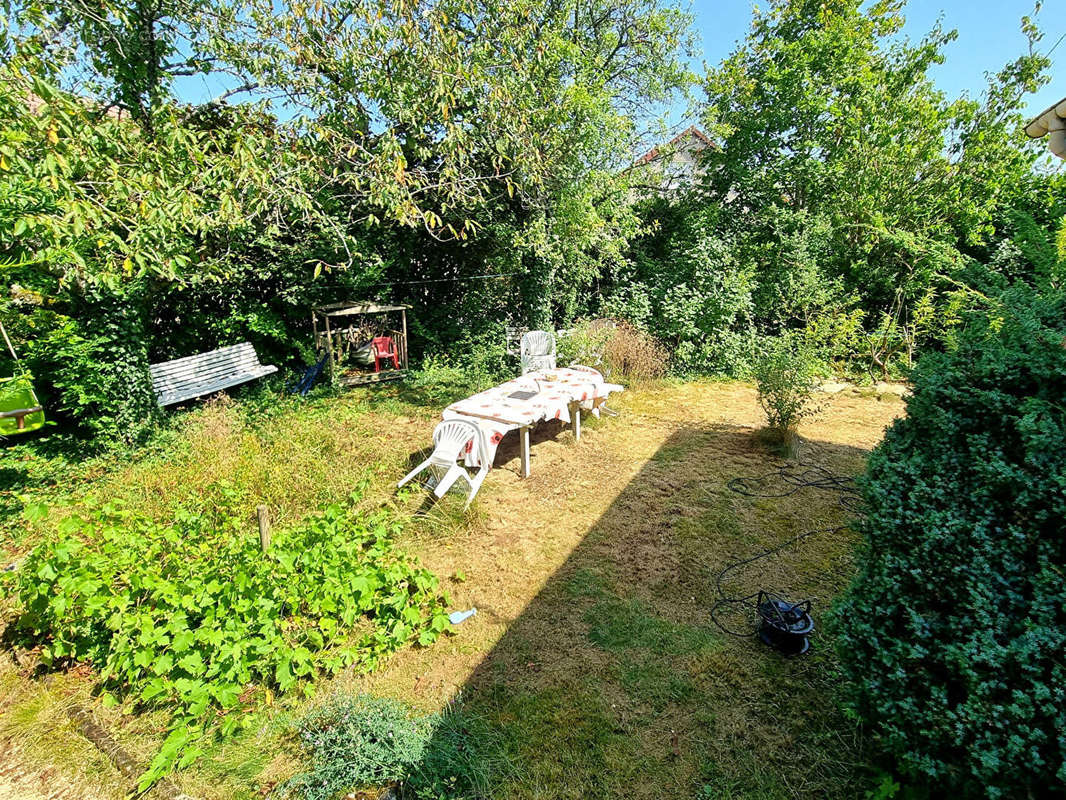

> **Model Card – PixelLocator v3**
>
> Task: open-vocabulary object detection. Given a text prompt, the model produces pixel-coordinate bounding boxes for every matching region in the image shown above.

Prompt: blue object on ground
[448,608,477,625]
[291,355,328,396]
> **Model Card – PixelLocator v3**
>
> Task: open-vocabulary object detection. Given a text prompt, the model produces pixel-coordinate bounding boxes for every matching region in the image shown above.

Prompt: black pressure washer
[708,466,861,656]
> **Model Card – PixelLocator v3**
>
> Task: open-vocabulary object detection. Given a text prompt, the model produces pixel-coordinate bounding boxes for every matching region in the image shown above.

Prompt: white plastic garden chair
[568,363,620,417]
[520,330,557,374]
[397,418,489,509]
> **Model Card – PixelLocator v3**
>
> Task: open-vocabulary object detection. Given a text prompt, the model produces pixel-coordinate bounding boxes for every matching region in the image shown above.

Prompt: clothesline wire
[314,272,519,291]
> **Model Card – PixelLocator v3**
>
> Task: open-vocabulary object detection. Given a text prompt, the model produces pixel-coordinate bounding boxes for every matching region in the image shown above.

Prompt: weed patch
[5,487,450,788]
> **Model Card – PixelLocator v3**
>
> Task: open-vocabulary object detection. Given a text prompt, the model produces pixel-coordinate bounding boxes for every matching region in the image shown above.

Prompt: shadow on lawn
[417,422,880,799]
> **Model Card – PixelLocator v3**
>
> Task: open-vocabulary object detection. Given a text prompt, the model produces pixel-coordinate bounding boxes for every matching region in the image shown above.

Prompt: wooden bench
[149,342,277,407]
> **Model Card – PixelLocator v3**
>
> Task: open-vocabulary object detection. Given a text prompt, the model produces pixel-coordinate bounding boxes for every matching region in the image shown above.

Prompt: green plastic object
[0,375,45,435]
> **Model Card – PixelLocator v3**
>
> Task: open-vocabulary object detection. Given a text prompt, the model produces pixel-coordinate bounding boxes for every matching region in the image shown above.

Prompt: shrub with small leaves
[752,334,824,437]
[278,694,512,800]
[282,695,433,798]
[832,288,1066,797]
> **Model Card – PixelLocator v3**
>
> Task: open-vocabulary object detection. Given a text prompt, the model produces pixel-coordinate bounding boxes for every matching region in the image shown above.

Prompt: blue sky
[177,0,1064,121]
[686,0,1064,119]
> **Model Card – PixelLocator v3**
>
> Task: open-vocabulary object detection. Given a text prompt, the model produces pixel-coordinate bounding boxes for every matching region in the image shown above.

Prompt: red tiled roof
[24,92,128,120]
[635,125,715,165]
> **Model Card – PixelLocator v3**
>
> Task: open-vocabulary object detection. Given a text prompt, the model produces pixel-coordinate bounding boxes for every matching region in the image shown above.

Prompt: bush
[752,334,824,438]
[279,694,512,800]
[560,319,667,383]
[615,207,759,376]
[25,302,161,446]
[557,319,616,369]
[832,288,1066,797]
[8,488,450,785]
[603,320,668,382]
[405,324,510,403]
[282,695,433,796]
[408,352,503,405]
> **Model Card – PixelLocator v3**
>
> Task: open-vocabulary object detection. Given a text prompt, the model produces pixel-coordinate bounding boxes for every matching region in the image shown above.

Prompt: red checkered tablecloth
[443,368,622,466]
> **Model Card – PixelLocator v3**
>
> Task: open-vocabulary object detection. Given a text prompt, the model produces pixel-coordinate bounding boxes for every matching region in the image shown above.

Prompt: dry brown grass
[0,380,904,799]
[602,320,668,382]
[353,381,904,798]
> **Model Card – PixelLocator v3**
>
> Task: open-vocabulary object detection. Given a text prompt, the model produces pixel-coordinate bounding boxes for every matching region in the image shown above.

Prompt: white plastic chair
[520,330,557,374]
[397,419,489,509]
[568,363,619,417]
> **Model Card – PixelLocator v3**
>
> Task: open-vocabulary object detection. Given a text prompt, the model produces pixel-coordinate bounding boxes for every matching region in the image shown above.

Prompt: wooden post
[323,313,334,379]
[401,308,408,370]
[571,402,581,441]
[256,505,271,552]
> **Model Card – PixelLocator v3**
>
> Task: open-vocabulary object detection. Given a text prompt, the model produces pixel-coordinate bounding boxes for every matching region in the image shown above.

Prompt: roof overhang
[1024,96,1066,159]
[314,302,410,317]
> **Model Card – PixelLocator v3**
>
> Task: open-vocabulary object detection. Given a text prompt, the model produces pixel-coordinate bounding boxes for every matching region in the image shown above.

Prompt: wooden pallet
[338,369,408,386]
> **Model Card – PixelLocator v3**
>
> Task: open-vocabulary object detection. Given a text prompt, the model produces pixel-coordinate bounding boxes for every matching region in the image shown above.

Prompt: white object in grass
[397,419,489,509]
[448,608,477,625]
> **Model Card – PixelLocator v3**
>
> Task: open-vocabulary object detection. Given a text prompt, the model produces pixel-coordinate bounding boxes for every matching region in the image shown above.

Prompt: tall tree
[696,0,1054,366]
[3,0,241,134]
[224,0,694,328]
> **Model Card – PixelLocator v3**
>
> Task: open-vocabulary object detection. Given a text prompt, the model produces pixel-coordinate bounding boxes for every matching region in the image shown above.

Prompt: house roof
[1024,95,1065,159]
[24,91,128,120]
[635,125,715,166]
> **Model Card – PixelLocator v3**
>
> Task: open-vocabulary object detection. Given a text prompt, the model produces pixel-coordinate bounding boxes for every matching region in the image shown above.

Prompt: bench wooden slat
[149,350,262,374]
[149,344,260,377]
[151,353,263,376]
[151,362,266,392]
[150,356,267,388]
[154,367,277,406]
[150,342,277,406]
[149,343,251,370]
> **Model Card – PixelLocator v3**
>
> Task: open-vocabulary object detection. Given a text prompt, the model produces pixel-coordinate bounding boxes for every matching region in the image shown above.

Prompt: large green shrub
[833,288,1066,797]
[26,301,161,445]
[613,203,760,376]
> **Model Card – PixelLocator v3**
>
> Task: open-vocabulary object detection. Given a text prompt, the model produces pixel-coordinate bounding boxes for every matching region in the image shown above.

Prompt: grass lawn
[0,378,904,799]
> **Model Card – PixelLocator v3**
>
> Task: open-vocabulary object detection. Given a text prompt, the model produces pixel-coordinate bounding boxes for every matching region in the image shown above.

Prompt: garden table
[442,367,623,477]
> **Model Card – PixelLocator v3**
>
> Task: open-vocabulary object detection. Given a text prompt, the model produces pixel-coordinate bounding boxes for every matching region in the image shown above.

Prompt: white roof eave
[1024,95,1066,159]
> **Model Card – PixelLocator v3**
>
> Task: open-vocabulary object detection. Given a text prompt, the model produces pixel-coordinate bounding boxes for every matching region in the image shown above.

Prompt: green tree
[229,0,694,324]
[2,0,694,436]
[694,0,1056,373]
[3,0,240,134]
